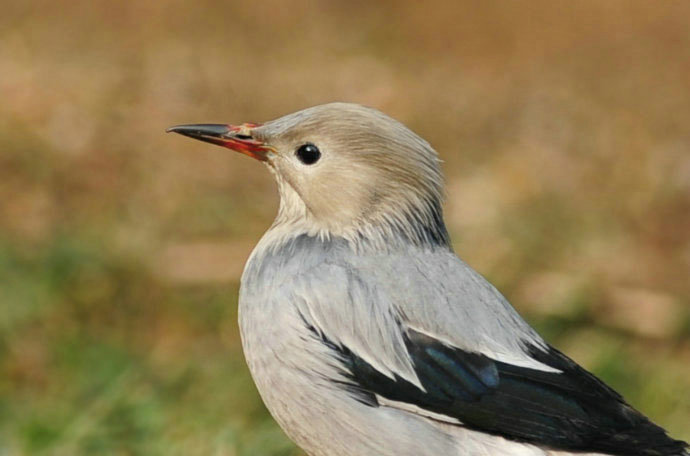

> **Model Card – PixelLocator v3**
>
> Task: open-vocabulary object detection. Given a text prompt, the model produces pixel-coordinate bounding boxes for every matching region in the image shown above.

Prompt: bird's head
[168,103,449,249]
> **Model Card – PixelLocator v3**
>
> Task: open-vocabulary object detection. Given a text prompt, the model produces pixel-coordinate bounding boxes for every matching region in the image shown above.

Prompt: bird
[167,103,688,456]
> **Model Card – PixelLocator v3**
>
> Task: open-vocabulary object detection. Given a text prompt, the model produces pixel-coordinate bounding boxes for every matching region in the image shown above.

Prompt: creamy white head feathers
[253,103,449,248]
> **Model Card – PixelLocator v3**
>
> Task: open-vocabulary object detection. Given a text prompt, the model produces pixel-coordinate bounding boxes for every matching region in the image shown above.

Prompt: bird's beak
[166,123,270,161]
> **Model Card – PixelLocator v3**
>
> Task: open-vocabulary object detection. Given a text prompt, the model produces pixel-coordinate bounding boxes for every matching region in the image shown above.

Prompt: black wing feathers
[315,324,687,456]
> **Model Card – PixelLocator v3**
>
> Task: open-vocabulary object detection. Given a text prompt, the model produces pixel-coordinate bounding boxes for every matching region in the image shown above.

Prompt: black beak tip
[166,124,231,137]
[166,126,188,137]
[166,125,196,136]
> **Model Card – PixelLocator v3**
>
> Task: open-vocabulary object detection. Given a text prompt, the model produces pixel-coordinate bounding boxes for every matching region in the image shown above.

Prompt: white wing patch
[405,324,561,374]
[375,395,462,426]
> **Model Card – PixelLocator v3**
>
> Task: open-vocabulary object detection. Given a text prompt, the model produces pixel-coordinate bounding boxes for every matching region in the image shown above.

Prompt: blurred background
[1,0,689,454]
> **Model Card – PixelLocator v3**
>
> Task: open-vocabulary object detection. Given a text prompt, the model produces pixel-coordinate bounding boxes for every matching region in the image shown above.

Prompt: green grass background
[1,1,689,454]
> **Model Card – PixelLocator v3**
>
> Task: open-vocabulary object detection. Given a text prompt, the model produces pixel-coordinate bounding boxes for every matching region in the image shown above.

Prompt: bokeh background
[1,0,689,454]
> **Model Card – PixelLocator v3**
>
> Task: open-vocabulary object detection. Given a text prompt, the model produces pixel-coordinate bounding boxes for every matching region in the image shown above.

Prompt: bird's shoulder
[246,232,546,366]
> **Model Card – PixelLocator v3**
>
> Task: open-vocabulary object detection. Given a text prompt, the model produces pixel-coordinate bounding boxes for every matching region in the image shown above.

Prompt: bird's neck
[259,206,450,261]
[265,164,451,255]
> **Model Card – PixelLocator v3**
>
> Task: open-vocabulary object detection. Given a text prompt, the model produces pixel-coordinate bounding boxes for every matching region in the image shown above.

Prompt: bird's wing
[287,256,687,456]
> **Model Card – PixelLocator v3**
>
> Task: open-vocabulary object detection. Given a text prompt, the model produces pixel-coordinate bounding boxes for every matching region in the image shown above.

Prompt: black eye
[295,143,321,165]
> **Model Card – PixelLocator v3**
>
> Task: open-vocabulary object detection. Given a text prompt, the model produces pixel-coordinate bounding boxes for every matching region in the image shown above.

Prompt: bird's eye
[295,143,321,165]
